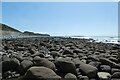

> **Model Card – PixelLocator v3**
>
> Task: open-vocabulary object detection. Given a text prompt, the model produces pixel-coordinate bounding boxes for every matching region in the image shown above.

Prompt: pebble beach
[0,37,120,80]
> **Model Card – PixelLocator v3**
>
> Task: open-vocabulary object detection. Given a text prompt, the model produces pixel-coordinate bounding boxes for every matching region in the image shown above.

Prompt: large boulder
[111,72,120,78]
[9,58,20,71]
[64,73,77,80]
[17,60,33,75]
[23,66,61,80]
[13,53,23,62]
[79,61,98,78]
[2,58,20,73]
[100,58,120,68]
[78,75,89,80]
[55,57,77,75]
[1,61,11,73]
[100,65,111,73]
[97,72,111,80]
[33,56,41,60]
[111,68,120,74]
[33,58,56,71]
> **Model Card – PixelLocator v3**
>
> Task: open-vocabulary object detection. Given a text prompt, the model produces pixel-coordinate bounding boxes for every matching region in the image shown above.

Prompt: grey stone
[100,65,111,72]
[64,73,77,80]
[79,61,98,78]
[17,60,33,75]
[97,72,111,80]
[111,72,120,78]
[33,58,56,71]
[111,68,120,74]
[23,66,61,80]
[100,58,120,68]
[55,57,77,75]
[88,61,101,68]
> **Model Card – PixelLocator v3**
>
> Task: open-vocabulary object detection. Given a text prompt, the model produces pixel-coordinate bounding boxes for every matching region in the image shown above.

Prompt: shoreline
[1,36,119,45]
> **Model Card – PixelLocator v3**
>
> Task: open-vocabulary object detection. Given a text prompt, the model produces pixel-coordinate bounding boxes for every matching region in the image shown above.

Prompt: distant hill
[0,23,21,33]
[23,31,50,36]
[0,23,50,39]
[0,23,22,38]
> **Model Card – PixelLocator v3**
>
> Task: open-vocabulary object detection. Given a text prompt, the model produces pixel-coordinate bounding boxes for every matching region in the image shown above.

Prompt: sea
[71,36,119,44]
[0,35,119,44]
